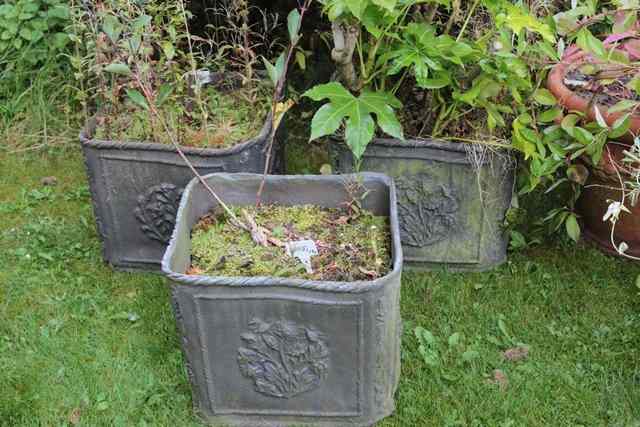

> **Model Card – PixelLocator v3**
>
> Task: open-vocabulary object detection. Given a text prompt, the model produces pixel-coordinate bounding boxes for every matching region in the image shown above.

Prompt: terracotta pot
[578,143,640,258]
[547,50,640,144]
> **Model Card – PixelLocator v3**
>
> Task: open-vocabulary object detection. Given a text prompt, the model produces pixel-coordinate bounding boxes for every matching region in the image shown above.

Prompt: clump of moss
[190,204,391,282]
[94,84,270,149]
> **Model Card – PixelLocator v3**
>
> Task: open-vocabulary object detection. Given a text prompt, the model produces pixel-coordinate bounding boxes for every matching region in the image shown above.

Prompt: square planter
[333,138,514,272]
[162,173,403,427]
[81,116,284,272]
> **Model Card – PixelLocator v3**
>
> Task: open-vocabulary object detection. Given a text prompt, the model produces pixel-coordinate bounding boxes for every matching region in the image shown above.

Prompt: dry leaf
[186,266,204,275]
[358,267,378,279]
[41,176,58,186]
[488,369,509,391]
[242,209,268,247]
[267,236,285,247]
[502,346,529,362]
[68,407,81,425]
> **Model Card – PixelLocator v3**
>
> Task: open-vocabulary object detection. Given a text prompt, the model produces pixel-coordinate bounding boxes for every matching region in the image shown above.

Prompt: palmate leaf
[388,22,474,89]
[304,82,404,161]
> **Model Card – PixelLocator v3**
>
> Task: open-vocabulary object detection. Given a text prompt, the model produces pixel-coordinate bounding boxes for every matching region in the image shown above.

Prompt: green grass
[1,148,640,426]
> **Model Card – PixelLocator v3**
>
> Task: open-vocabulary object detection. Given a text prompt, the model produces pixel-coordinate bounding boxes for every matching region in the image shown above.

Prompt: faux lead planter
[333,138,514,272]
[81,116,283,272]
[162,173,403,427]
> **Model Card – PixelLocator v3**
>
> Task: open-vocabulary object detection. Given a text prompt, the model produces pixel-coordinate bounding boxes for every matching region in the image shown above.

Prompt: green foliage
[305,82,403,160]
[513,3,640,243]
[0,0,70,64]
[307,0,554,162]
[387,22,475,89]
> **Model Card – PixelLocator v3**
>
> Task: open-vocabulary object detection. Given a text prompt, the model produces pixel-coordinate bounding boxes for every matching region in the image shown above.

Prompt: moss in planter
[94,84,270,149]
[189,204,391,282]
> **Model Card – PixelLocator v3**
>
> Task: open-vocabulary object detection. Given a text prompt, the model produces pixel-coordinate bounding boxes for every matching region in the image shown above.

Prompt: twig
[256,0,313,206]
[133,74,248,232]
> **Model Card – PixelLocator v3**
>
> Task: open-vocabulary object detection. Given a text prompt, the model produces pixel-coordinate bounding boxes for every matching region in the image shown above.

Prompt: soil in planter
[564,62,640,108]
[396,78,511,142]
[93,81,270,149]
[189,204,391,282]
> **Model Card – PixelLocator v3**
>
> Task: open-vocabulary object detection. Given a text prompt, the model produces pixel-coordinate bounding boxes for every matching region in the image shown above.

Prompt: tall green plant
[304,0,555,165]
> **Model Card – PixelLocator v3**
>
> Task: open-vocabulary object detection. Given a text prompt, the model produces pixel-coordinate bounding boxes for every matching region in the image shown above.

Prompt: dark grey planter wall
[81,116,283,272]
[162,173,403,427]
[333,138,514,272]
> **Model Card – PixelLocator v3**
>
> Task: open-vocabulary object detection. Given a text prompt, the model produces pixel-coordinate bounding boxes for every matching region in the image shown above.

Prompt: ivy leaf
[577,28,606,59]
[608,99,639,114]
[538,108,562,123]
[126,89,149,111]
[498,5,555,42]
[533,89,557,106]
[608,113,631,139]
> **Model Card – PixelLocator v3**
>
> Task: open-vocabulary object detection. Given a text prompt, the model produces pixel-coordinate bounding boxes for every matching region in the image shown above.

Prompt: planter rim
[332,135,507,155]
[161,172,403,293]
[371,136,501,153]
[547,48,640,143]
[79,112,273,156]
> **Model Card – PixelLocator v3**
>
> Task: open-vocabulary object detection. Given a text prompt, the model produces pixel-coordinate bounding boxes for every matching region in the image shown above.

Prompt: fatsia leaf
[304,82,354,104]
[309,103,348,141]
[304,83,404,160]
[343,0,368,19]
[345,111,375,160]
[359,91,404,139]
[371,0,398,12]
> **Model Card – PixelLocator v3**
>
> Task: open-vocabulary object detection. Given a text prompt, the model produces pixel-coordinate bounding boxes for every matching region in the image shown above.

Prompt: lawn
[1,147,640,426]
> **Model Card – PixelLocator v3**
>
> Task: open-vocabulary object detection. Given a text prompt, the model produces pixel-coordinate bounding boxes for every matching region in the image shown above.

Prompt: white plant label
[285,240,318,274]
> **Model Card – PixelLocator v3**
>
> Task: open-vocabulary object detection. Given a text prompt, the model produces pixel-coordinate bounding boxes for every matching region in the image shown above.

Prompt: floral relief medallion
[395,174,460,247]
[134,183,184,244]
[237,318,330,398]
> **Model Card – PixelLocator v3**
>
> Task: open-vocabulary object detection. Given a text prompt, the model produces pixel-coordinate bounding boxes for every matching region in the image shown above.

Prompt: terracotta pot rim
[547,49,640,144]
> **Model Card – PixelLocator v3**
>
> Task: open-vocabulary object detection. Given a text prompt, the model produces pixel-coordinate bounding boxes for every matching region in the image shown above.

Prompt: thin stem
[134,74,246,231]
[256,0,313,206]
[456,0,481,42]
[178,0,210,137]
